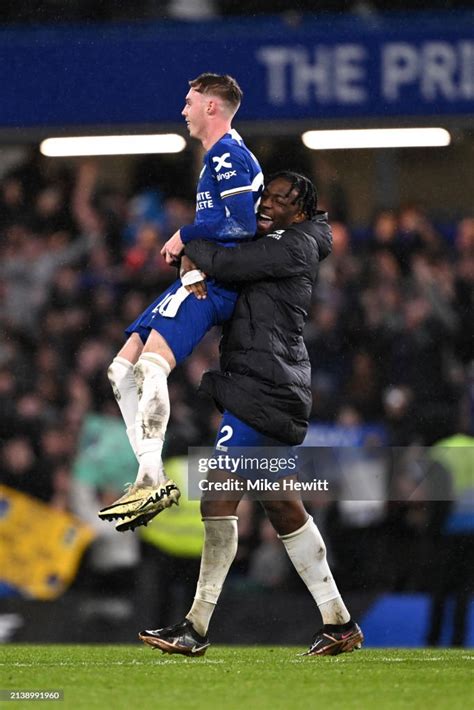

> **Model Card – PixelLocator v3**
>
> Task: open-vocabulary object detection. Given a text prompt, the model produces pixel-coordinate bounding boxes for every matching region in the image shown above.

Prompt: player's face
[182,88,209,141]
[257,178,306,235]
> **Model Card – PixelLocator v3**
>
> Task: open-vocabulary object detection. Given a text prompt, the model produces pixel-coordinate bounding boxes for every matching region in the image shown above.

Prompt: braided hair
[268,171,318,220]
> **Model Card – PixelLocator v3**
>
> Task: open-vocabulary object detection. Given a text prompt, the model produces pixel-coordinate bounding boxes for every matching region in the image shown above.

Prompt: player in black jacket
[194,186,331,446]
[139,172,363,657]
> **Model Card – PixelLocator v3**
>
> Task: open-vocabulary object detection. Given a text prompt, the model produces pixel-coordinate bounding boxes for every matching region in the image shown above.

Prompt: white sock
[186,517,238,636]
[279,516,350,625]
[107,356,139,460]
[133,352,171,486]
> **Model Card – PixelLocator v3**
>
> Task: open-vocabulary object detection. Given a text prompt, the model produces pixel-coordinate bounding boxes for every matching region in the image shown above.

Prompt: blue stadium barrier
[361,593,474,647]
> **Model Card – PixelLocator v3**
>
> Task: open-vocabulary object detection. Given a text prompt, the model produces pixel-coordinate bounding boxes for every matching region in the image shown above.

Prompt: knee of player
[107,359,122,398]
[200,498,235,518]
[263,499,311,536]
[262,499,287,517]
[200,499,213,518]
[107,358,120,383]
[134,353,171,380]
[132,360,145,390]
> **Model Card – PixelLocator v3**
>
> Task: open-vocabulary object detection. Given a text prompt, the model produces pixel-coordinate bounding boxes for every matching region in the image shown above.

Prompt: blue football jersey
[180,129,263,245]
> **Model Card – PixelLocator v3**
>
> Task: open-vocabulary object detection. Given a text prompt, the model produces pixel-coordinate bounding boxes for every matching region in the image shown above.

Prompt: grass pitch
[2,646,472,710]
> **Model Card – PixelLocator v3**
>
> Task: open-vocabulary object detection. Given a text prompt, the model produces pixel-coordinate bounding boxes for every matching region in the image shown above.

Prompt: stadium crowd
[0,153,472,636]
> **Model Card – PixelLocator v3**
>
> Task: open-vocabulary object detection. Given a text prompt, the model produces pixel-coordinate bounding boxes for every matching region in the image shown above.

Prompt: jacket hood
[298,211,332,261]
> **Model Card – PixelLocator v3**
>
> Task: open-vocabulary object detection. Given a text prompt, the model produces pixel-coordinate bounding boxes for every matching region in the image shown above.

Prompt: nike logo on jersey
[212,153,232,172]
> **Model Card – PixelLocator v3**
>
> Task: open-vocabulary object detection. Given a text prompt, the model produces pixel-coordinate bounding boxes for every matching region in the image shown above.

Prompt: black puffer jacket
[185,212,332,445]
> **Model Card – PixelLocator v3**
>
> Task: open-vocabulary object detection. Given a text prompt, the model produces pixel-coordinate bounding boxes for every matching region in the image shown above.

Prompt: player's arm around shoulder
[185,227,313,283]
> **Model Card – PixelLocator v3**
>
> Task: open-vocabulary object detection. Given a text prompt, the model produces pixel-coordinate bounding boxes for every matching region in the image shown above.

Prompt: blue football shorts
[125,277,237,364]
[213,411,297,480]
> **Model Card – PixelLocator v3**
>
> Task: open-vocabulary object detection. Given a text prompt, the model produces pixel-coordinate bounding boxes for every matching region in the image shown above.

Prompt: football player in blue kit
[99,74,263,529]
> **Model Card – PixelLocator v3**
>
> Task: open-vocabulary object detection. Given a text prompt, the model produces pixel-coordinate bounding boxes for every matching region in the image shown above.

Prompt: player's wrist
[180,225,193,244]
[181,269,204,287]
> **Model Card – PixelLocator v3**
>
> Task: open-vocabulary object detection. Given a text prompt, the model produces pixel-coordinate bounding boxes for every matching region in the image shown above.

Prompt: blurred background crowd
[0,148,472,645]
[1,152,472,490]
